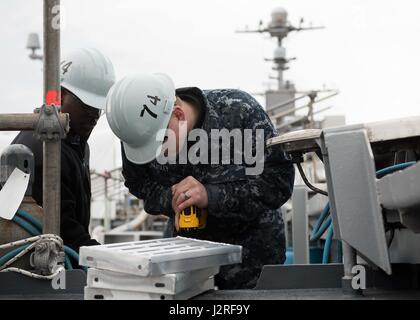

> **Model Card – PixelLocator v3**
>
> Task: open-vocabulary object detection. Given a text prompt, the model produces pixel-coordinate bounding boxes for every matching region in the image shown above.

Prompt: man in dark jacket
[116,81,295,289]
[13,48,115,252]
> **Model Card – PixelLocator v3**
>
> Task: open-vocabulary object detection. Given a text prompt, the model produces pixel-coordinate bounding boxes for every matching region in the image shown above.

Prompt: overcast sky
[1,0,419,171]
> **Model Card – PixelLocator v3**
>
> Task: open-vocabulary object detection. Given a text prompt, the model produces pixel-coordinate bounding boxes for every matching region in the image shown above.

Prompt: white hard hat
[106,73,176,164]
[61,48,116,110]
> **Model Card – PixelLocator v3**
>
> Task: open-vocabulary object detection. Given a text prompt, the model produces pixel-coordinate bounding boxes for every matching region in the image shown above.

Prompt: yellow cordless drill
[179,206,208,230]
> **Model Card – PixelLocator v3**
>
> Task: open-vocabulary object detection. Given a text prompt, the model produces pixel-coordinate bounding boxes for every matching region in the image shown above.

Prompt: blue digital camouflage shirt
[122,88,295,289]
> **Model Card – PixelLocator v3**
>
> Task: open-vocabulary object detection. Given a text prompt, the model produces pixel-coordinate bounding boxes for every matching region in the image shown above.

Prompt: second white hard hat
[106,73,176,164]
[61,48,116,110]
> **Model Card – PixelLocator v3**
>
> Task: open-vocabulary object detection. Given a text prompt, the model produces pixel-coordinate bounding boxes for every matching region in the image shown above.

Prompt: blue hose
[16,209,43,233]
[322,224,334,264]
[12,216,39,237]
[64,246,79,263]
[376,161,416,179]
[64,255,73,270]
[310,203,330,241]
[310,162,416,263]
[311,162,416,239]
[0,244,31,266]
[64,246,86,271]
[310,215,332,242]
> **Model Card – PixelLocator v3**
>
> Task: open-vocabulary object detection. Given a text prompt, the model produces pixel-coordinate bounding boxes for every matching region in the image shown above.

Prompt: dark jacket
[12,131,99,252]
[122,88,295,289]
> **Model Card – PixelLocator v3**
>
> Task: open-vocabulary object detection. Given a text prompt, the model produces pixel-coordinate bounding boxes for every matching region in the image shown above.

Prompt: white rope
[0,241,39,271]
[0,234,65,279]
[0,234,63,250]
[1,265,65,280]
[0,238,63,270]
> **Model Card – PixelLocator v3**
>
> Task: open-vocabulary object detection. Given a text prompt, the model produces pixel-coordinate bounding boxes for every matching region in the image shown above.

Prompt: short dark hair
[176,87,206,128]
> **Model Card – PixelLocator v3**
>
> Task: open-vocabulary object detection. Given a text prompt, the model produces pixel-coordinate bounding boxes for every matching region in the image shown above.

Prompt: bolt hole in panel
[80,237,242,277]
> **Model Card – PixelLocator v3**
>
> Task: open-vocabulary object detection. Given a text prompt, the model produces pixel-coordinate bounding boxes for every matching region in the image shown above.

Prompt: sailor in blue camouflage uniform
[122,87,295,289]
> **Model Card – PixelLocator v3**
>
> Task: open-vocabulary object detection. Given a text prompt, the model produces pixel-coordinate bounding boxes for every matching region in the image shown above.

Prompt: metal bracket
[30,240,63,275]
[34,104,66,141]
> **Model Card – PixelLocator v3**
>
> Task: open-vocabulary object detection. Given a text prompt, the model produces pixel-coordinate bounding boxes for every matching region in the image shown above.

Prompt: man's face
[61,89,101,139]
[163,97,197,157]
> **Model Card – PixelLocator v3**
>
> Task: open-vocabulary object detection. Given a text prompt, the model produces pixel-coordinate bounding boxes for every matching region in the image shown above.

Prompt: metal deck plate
[84,278,214,300]
[87,266,219,295]
[80,237,242,276]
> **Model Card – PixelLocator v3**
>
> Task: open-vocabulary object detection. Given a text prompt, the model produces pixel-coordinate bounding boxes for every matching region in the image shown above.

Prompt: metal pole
[342,242,356,279]
[341,242,361,294]
[307,93,316,129]
[291,186,310,264]
[277,62,284,90]
[0,114,68,131]
[42,0,61,235]
[104,177,111,232]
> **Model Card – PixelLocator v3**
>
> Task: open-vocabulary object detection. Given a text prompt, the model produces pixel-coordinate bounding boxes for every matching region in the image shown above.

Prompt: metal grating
[80,237,242,277]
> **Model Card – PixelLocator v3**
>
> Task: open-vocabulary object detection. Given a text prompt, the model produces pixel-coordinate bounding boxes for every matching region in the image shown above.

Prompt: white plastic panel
[87,266,219,295]
[84,278,214,300]
[80,237,242,276]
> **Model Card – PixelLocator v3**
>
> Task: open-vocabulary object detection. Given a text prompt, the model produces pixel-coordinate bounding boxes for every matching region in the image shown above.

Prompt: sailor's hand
[171,196,181,231]
[171,176,208,230]
[174,211,180,231]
